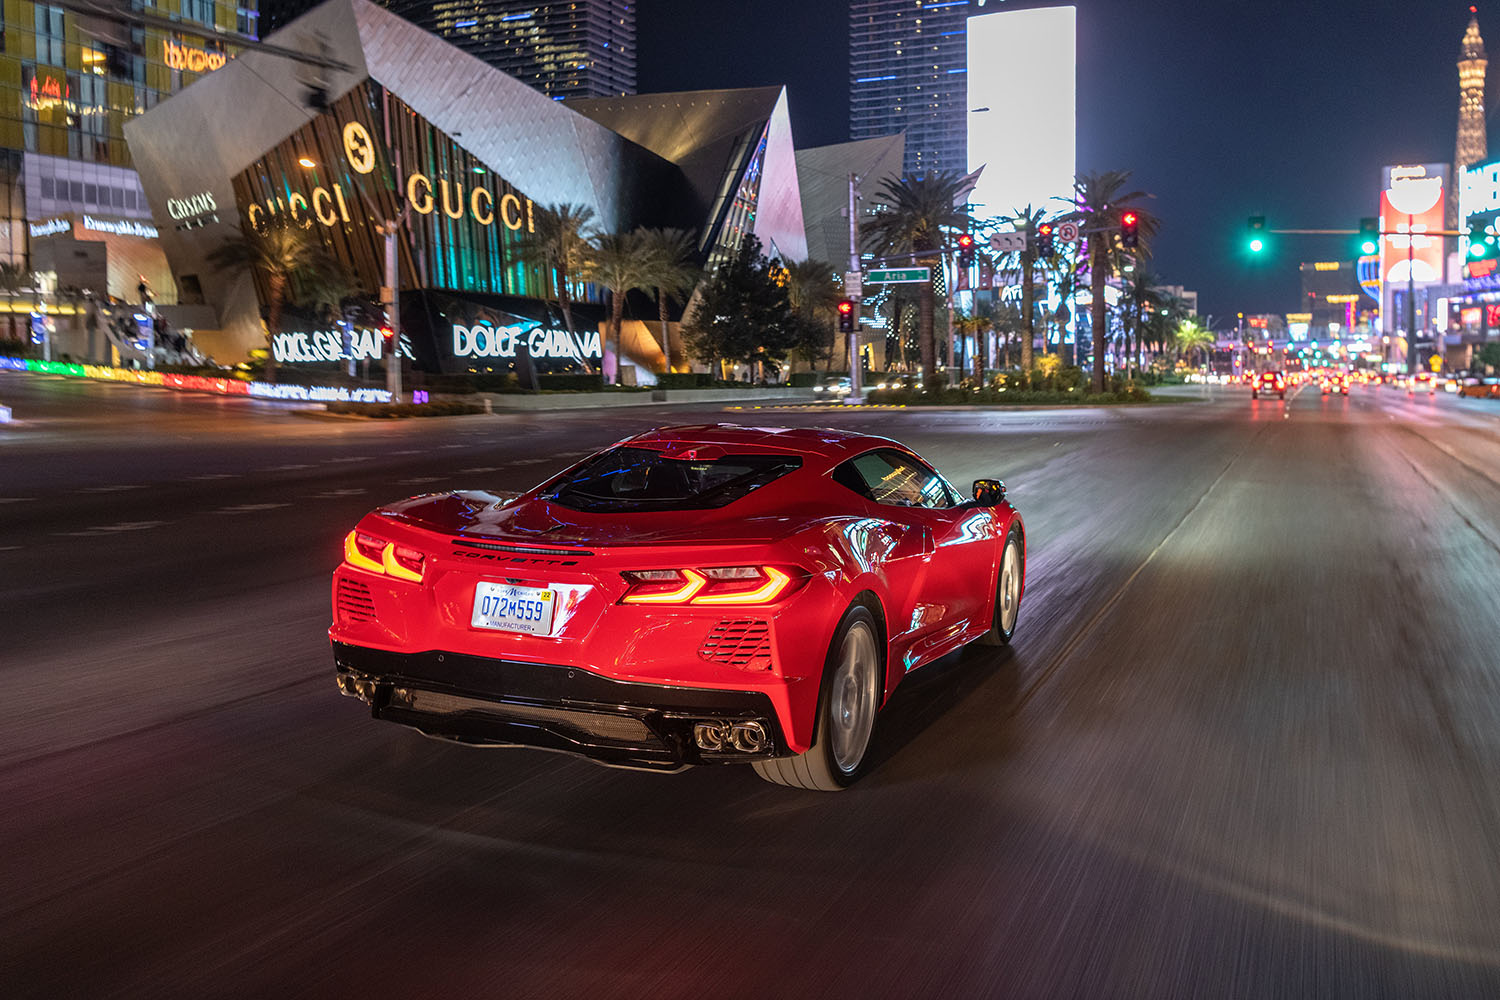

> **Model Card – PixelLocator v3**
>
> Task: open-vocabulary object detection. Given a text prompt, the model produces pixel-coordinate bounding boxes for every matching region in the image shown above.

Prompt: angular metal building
[124,0,804,376]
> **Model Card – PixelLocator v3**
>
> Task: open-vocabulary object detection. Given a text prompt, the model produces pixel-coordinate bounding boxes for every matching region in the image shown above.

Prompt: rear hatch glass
[539,446,801,513]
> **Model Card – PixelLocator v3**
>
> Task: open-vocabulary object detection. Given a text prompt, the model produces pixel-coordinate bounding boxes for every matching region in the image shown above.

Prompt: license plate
[471,582,556,635]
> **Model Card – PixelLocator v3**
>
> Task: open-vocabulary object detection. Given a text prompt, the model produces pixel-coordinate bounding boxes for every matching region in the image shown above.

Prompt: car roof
[625,424,906,462]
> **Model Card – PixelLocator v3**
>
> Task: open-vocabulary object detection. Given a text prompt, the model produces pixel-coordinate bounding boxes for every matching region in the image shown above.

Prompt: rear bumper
[332,641,789,771]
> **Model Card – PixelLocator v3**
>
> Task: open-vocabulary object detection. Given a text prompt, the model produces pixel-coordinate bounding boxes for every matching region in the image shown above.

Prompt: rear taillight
[343,530,426,583]
[620,566,797,606]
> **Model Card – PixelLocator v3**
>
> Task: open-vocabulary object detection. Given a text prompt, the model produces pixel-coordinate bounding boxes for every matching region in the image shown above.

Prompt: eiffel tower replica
[1454,7,1488,229]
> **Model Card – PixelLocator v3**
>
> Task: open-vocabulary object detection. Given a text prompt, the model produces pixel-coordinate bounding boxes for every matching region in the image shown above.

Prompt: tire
[978,526,1024,646]
[752,605,882,791]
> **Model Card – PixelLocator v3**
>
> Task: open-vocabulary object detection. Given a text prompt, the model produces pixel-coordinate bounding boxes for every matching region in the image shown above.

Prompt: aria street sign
[866,267,931,283]
[988,233,1027,253]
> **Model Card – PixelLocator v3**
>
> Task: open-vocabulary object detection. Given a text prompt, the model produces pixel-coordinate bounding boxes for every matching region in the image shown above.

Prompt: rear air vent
[452,539,594,557]
[699,619,772,670]
[337,577,376,625]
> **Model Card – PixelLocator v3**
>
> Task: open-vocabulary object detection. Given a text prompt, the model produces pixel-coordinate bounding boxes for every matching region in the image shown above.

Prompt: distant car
[329,425,1026,790]
[1408,373,1437,395]
[813,376,852,397]
[1320,373,1349,395]
[1251,370,1286,399]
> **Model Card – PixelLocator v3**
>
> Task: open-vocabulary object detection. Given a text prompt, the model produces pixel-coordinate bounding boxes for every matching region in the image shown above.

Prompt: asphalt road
[4,371,1500,998]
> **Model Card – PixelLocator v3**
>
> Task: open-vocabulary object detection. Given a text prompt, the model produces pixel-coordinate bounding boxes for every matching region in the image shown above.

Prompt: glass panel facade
[230,80,565,302]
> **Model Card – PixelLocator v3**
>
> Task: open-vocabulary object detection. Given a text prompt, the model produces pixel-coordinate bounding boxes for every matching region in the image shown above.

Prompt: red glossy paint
[329,424,1024,766]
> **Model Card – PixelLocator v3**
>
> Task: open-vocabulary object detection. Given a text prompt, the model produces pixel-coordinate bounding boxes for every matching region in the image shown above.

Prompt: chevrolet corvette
[330,424,1025,790]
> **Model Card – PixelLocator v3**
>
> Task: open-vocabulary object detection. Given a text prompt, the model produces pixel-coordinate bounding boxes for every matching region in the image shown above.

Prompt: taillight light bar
[620,566,797,606]
[343,531,426,583]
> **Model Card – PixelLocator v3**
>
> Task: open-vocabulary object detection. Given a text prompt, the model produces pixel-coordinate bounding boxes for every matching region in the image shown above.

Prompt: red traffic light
[1121,211,1139,227]
[1037,223,1054,236]
[837,300,854,315]
[956,233,974,248]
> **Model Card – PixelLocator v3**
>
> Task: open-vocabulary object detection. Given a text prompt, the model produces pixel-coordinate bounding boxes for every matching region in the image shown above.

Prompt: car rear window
[539,446,802,512]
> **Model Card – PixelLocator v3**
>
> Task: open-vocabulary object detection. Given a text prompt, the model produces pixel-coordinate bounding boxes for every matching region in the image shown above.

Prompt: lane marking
[308,488,367,499]
[213,503,292,514]
[1013,426,1265,715]
[457,466,506,474]
[77,485,147,493]
[261,464,315,472]
[55,520,169,537]
[0,498,36,504]
[187,473,239,481]
[396,477,445,485]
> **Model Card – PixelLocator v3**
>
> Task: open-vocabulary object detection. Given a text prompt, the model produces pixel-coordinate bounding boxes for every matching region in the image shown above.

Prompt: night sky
[637,0,1473,323]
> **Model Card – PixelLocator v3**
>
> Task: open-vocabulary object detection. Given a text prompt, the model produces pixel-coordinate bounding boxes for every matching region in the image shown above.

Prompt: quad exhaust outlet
[693,719,769,754]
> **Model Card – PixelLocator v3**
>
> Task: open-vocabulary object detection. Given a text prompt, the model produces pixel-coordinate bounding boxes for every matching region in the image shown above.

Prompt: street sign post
[865,267,931,284]
[988,233,1027,253]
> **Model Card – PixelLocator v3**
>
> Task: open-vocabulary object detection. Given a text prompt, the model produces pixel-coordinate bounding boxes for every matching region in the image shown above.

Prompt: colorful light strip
[0,356,392,403]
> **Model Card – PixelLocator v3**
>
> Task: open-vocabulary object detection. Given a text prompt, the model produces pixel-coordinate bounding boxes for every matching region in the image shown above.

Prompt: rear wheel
[752,605,882,791]
[978,526,1024,645]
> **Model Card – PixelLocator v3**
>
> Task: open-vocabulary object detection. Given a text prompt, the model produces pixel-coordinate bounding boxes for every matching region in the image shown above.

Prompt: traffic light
[1120,211,1139,249]
[1247,216,1266,253]
[1468,221,1498,260]
[380,325,396,356]
[1035,222,1055,256]
[837,299,856,334]
[1358,217,1379,256]
[956,233,975,268]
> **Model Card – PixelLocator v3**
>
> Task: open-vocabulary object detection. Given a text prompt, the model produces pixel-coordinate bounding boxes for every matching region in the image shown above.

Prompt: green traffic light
[1249,238,1264,253]
[1360,238,1378,255]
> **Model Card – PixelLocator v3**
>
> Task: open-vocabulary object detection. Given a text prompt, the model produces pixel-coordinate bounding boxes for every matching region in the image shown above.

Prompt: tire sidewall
[811,604,882,787]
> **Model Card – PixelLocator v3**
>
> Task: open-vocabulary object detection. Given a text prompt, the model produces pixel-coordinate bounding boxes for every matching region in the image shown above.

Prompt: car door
[838,448,997,655]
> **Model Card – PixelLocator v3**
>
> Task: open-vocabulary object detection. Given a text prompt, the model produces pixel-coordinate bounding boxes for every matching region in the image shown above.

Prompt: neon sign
[272,328,412,363]
[163,39,228,74]
[167,191,217,220]
[452,324,601,361]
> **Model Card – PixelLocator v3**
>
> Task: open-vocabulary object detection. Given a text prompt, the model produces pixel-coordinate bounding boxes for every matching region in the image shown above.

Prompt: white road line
[309,488,367,498]
[213,503,292,514]
[0,497,36,504]
[396,477,444,485]
[458,467,506,474]
[326,457,367,464]
[78,485,148,493]
[262,464,315,472]
[0,545,22,551]
[57,521,170,536]
[187,473,239,481]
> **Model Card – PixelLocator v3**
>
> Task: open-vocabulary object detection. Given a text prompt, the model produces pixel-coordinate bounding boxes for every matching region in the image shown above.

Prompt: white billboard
[967,6,1077,220]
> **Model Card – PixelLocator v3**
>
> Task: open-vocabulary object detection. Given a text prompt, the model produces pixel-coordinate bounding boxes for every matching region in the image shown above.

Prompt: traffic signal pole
[848,172,862,403]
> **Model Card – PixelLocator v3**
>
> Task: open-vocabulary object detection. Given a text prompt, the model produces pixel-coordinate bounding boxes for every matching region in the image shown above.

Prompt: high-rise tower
[849,1,974,180]
[1458,8,1488,171]
[382,0,636,99]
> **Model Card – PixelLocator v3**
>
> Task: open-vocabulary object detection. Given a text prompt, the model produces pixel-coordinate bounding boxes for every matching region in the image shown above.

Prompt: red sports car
[330,424,1025,790]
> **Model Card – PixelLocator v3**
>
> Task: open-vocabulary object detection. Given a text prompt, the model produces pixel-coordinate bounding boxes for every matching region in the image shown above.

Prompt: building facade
[0,0,255,306]
[382,0,634,99]
[124,0,805,377]
[849,0,973,180]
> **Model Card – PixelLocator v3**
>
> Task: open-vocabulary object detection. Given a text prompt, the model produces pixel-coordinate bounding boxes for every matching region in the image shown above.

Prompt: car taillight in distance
[343,530,426,583]
[620,566,798,606]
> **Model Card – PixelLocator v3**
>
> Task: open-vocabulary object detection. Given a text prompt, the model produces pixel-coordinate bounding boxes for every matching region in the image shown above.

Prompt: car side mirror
[972,478,1006,507]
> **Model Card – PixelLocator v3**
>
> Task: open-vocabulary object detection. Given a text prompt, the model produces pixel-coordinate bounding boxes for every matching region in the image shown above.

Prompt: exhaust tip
[693,719,769,754]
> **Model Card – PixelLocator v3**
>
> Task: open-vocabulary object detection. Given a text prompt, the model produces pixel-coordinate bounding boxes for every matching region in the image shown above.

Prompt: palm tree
[587,230,655,384]
[863,171,972,391]
[783,258,843,373]
[206,220,338,383]
[994,204,1053,371]
[1120,267,1162,378]
[1174,317,1215,367]
[637,227,699,374]
[516,202,597,366]
[1061,170,1156,392]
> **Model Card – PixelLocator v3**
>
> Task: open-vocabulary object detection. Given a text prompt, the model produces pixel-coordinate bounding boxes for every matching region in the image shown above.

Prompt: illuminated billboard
[967,6,1076,219]
[1378,164,1448,287]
